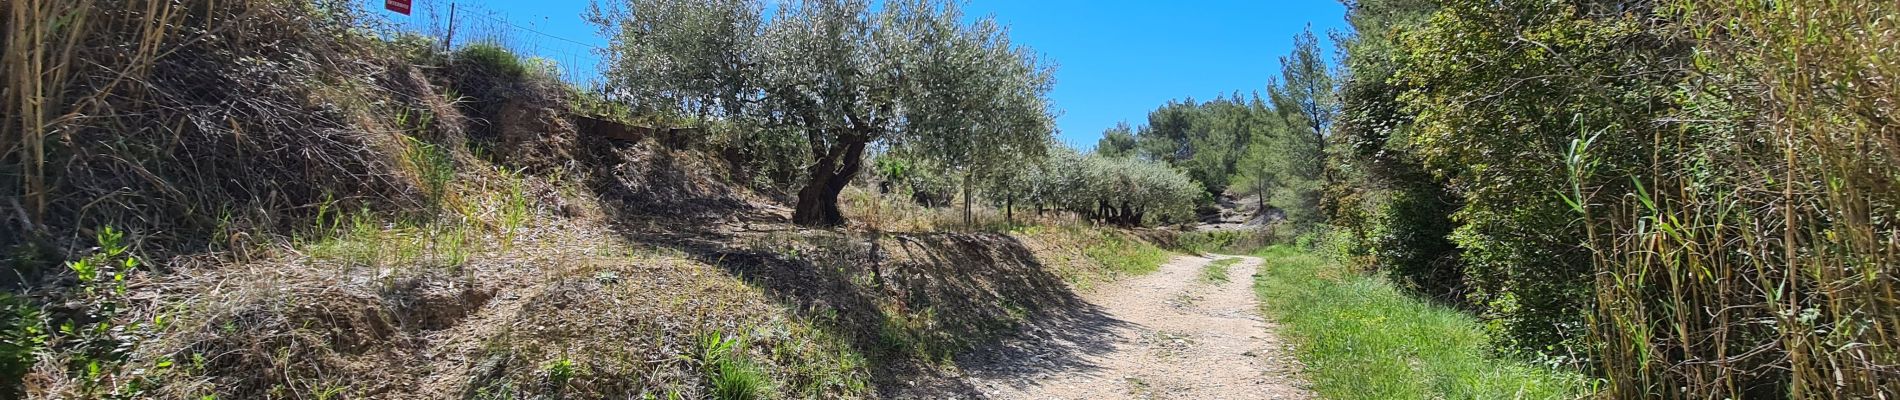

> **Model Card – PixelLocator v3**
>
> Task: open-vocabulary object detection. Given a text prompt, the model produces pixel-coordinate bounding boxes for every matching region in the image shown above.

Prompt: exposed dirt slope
[934,255,1310,399]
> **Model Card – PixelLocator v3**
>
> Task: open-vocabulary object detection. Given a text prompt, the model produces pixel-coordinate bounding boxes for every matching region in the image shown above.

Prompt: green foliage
[383,31,447,66]
[1065,152,1204,226]
[1326,0,1464,307]
[1251,246,1588,399]
[1333,0,1900,396]
[1571,1,1900,397]
[540,357,580,389]
[1402,0,1671,356]
[1174,229,1279,255]
[1093,122,1139,159]
[868,150,956,208]
[1257,28,1335,227]
[713,122,813,194]
[1080,232,1170,277]
[1115,95,1270,199]
[1359,186,1462,301]
[1111,31,1335,226]
[599,0,1056,226]
[398,110,454,208]
[1330,0,1676,357]
[455,42,528,80]
[1227,97,1290,211]
[0,293,47,398]
[596,0,762,118]
[10,227,165,398]
[696,332,771,400]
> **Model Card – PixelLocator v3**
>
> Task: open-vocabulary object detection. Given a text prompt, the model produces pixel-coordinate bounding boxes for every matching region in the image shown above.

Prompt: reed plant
[1568,2,1900,396]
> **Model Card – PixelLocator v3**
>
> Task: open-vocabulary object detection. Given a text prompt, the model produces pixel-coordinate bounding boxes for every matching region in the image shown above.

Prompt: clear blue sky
[362,0,1349,149]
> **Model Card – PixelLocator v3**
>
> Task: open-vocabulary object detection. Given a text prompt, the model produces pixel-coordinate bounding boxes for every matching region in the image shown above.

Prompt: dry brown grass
[0,2,1186,399]
[98,216,871,399]
[2,0,444,262]
[841,185,1090,234]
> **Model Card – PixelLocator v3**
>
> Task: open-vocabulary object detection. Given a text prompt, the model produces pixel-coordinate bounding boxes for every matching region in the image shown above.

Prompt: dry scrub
[0,2,1184,399]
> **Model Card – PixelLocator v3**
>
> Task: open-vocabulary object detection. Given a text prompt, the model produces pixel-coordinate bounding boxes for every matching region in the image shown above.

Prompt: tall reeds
[1574,1,1900,397]
[3,0,179,230]
[1,0,427,261]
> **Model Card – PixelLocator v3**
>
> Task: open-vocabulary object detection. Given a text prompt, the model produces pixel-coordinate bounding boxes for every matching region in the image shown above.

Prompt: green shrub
[0,293,47,398]
[454,42,527,79]
[1355,0,1676,356]
[1361,185,1463,302]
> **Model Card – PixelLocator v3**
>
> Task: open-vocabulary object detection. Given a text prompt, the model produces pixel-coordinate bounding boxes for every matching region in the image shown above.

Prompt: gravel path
[944,255,1311,399]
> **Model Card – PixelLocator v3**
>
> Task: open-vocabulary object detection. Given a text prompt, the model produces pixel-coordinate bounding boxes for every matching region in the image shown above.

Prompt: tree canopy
[599,0,1056,226]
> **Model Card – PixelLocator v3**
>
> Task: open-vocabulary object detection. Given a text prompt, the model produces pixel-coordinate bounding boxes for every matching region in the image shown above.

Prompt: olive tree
[1022,150,1200,226]
[599,0,1055,227]
[592,0,763,117]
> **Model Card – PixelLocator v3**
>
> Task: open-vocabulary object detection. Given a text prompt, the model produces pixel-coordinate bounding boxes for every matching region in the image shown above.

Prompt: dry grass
[111,220,872,399]
[841,186,1086,234]
[0,2,1185,399]
[1011,224,1174,291]
[2,0,443,260]
[10,146,1139,398]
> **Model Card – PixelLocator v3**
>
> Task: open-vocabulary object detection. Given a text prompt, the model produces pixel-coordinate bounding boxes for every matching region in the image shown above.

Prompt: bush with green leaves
[454,42,527,80]
[1,227,163,397]
[1332,0,1900,396]
[1328,0,1678,356]
[0,294,46,399]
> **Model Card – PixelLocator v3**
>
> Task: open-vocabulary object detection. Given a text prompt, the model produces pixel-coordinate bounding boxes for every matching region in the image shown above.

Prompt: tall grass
[1080,231,1170,277]
[1564,1,1900,397]
[1252,246,1588,399]
[3,0,159,224]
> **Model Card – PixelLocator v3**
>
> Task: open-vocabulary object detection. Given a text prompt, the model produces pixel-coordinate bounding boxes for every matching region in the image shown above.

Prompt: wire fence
[363,1,610,89]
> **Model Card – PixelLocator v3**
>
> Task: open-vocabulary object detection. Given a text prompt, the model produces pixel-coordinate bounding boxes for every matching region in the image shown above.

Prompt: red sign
[385,0,411,15]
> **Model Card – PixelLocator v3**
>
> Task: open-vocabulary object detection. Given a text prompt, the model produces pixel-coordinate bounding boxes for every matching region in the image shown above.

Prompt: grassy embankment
[1251,246,1590,399]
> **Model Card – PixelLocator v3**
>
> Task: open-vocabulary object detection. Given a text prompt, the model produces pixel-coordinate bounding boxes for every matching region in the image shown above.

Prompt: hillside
[10,0,1899,399]
[0,2,1206,398]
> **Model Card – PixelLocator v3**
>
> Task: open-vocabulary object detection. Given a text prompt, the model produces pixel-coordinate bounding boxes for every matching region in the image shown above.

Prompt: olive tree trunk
[792,140,868,227]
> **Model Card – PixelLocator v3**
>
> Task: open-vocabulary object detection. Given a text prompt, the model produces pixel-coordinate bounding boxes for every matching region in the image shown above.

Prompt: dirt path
[945,255,1311,399]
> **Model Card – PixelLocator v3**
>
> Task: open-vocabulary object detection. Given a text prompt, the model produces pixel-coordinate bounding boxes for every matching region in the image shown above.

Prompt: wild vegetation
[1327,0,1900,397]
[1253,244,1586,399]
[1092,28,1334,227]
[0,0,1205,398]
[595,0,1057,227]
[4,0,1893,398]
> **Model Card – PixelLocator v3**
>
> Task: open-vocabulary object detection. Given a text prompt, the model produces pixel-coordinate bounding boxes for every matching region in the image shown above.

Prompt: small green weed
[541,356,579,389]
[696,332,771,400]
[402,134,455,208]
[497,168,532,248]
[1200,257,1238,284]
